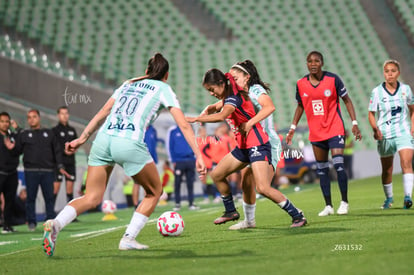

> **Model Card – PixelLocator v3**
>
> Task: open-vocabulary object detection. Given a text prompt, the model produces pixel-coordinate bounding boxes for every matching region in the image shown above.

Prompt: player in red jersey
[286,51,362,216]
[187,68,307,227]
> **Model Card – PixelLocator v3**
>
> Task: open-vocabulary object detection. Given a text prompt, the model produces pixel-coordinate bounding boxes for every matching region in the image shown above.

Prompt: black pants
[174,160,196,206]
[0,171,18,227]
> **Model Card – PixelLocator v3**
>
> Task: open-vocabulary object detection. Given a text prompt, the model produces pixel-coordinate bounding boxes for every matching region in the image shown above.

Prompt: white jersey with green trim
[368,82,414,139]
[100,79,180,142]
[249,84,279,141]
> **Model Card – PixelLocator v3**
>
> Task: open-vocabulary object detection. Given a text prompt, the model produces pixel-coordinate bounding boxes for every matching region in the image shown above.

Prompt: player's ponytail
[130,53,169,83]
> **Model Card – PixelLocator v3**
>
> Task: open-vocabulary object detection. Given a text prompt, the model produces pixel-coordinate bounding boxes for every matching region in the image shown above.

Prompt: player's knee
[332,155,345,173]
[210,170,222,183]
[316,162,330,176]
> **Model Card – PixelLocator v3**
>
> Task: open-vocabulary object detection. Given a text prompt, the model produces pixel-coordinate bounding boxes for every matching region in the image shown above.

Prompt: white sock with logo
[124,212,149,239]
[54,205,77,232]
[383,183,393,198]
[403,173,414,198]
[243,201,256,222]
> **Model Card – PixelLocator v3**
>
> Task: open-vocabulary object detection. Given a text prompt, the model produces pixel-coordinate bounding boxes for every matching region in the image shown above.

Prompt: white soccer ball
[157,211,185,237]
[101,200,117,214]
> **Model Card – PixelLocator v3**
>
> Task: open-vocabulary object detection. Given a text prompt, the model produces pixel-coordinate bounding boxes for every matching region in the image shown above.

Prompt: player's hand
[240,122,253,137]
[195,156,207,179]
[10,120,18,130]
[65,139,83,154]
[373,128,382,141]
[3,137,15,150]
[286,129,295,145]
[352,125,362,141]
[186,116,198,123]
[59,168,72,180]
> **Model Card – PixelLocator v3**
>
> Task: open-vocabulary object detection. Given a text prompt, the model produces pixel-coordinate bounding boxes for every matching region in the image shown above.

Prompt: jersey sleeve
[250,85,267,100]
[368,88,378,112]
[406,85,414,105]
[334,75,348,97]
[224,95,242,108]
[295,83,302,103]
[160,86,181,108]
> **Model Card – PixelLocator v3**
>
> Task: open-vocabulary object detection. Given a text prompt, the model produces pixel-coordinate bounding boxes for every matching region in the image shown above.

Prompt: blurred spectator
[196,125,219,203]
[123,176,134,207]
[0,112,21,233]
[166,125,199,211]
[344,130,354,179]
[210,123,241,199]
[52,106,78,205]
[8,109,69,231]
[11,183,27,226]
[158,160,175,206]
[132,125,159,207]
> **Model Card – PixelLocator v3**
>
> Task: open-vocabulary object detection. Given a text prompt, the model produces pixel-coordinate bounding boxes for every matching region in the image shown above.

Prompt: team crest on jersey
[312,100,324,116]
[60,132,65,137]
[28,132,32,138]
[43,132,48,138]
[324,89,332,97]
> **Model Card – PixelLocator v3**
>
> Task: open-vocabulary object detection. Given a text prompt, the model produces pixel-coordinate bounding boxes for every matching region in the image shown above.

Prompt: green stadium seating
[0,0,394,149]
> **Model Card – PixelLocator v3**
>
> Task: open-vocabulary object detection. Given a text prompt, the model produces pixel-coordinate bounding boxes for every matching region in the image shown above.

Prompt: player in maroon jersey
[286,51,362,216]
[187,68,307,227]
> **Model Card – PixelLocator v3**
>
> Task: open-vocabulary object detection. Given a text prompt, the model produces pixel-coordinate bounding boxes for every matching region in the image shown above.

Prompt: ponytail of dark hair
[233,60,270,92]
[130,53,169,83]
[202,68,249,100]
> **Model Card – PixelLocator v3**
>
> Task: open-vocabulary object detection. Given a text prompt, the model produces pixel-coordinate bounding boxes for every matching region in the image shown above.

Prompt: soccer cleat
[42,220,59,257]
[318,205,334,216]
[119,237,149,250]
[337,201,349,215]
[28,223,36,232]
[228,220,256,230]
[172,204,181,211]
[214,210,240,225]
[403,196,412,209]
[381,197,393,209]
[188,205,200,211]
[291,213,307,228]
[2,226,16,234]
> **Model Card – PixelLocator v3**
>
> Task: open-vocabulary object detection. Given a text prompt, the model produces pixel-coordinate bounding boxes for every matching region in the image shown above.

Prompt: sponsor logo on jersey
[303,93,309,97]
[108,119,136,131]
[312,100,324,115]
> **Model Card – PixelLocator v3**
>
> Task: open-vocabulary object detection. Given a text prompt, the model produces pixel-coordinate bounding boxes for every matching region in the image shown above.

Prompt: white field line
[0,241,18,246]
[0,247,35,257]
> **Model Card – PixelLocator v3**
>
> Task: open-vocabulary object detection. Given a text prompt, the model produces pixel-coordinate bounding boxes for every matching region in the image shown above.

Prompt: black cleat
[214,210,240,225]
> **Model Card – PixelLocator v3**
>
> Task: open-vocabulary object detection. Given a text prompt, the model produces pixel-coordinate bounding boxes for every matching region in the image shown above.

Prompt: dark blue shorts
[231,142,272,164]
[311,135,345,150]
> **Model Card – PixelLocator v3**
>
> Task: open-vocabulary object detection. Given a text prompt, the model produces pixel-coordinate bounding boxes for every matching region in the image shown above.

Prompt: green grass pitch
[1,175,413,275]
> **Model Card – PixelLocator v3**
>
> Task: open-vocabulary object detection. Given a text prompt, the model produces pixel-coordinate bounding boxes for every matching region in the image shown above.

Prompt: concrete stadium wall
[0,56,112,122]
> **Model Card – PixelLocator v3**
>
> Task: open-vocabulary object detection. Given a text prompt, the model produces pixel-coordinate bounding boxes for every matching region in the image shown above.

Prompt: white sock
[54,205,77,231]
[243,201,256,222]
[124,212,149,239]
[278,200,287,208]
[403,173,414,197]
[383,183,393,198]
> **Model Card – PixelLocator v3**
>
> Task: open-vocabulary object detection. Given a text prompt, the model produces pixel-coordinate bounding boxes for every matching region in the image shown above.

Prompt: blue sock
[333,155,348,203]
[317,161,332,206]
[279,199,301,218]
[222,195,236,213]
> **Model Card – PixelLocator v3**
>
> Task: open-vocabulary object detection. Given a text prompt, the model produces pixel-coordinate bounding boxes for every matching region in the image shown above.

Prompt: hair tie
[224,72,243,95]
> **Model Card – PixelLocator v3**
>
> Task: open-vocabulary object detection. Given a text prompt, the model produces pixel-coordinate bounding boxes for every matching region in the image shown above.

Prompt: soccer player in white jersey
[368,59,414,209]
[42,53,206,256]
